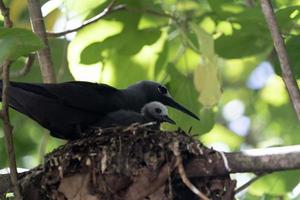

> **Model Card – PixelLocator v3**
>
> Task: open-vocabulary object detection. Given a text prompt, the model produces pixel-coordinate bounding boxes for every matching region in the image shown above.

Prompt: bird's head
[127,81,199,120]
[141,101,176,124]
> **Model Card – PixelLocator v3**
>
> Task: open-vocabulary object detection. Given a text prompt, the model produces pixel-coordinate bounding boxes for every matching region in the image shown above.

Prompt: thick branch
[27,0,56,83]
[260,0,300,121]
[227,145,300,172]
[186,145,300,177]
[0,1,22,199]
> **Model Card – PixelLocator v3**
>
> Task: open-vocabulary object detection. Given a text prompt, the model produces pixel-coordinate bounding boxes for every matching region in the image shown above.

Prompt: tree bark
[27,0,56,83]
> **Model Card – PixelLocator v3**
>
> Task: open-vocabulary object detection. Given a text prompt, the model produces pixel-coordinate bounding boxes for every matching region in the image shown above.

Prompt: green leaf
[214,8,272,59]
[206,0,245,19]
[200,124,243,150]
[215,27,272,58]
[154,41,168,79]
[190,23,215,58]
[276,6,300,34]
[272,35,300,79]
[165,63,214,135]
[0,28,43,63]
[63,0,106,21]
[81,28,161,64]
[118,28,161,55]
[190,23,222,107]
[249,170,300,196]
[240,193,288,200]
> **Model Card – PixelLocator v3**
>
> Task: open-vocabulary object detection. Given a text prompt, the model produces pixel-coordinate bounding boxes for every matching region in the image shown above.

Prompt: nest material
[20,125,236,200]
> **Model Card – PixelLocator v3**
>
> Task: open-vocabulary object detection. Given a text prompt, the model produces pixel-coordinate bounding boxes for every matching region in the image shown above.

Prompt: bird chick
[92,101,175,129]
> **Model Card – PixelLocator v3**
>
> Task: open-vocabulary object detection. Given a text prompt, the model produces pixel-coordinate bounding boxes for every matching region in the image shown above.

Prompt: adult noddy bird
[93,101,176,129]
[0,80,198,140]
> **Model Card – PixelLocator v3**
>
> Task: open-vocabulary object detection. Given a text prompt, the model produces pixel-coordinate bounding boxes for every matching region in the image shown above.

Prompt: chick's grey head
[141,101,176,124]
[127,81,199,120]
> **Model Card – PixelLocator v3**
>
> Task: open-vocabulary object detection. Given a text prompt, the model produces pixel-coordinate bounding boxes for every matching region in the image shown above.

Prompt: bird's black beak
[161,115,176,124]
[163,97,200,120]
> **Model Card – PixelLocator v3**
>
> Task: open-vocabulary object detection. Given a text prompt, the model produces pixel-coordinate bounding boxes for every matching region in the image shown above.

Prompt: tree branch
[46,3,175,38]
[0,0,12,27]
[260,0,300,121]
[0,1,22,199]
[186,145,300,178]
[27,0,56,83]
[47,1,125,37]
[10,54,35,78]
[235,174,265,194]
[0,61,23,200]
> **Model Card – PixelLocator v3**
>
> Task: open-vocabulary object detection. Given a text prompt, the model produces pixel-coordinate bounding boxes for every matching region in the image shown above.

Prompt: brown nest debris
[19,125,236,200]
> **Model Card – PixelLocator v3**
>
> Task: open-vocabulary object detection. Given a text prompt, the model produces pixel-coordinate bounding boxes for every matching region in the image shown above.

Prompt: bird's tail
[0,80,33,116]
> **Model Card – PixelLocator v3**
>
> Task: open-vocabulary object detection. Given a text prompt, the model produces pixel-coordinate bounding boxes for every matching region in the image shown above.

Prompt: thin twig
[234,174,266,194]
[171,141,209,200]
[27,0,56,83]
[47,3,176,38]
[0,0,12,28]
[260,0,300,121]
[47,1,125,37]
[176,156,209,200]
[0,1,22,199]
[10,54,35,78]
[0,60,22,200]
[177,157,209,200]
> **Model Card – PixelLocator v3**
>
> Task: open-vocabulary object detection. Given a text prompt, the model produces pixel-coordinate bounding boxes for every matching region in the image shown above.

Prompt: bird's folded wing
[8,81,122,113]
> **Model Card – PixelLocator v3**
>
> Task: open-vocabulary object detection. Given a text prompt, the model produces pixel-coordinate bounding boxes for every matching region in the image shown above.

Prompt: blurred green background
[0,0,300,199]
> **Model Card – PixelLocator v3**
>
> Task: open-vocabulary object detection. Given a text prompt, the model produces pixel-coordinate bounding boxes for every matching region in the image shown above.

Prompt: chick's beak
[161,115,176,124]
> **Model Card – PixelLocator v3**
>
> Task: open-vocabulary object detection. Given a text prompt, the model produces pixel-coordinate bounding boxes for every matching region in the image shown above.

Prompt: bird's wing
[9,81,122,113]
[96,110,147,128]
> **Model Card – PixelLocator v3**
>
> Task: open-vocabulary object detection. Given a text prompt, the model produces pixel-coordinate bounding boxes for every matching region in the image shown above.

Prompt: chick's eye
[155,108,162,114]
[158,85,167,94]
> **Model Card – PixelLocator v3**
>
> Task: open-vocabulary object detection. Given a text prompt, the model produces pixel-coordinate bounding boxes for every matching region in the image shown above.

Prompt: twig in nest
[171,141,209,200]
[219,151,232,172]
[122,122,157,132]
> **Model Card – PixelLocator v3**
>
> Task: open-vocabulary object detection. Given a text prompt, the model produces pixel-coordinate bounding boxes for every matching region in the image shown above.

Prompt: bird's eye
[158,85,167,94]
[155,108,162,114]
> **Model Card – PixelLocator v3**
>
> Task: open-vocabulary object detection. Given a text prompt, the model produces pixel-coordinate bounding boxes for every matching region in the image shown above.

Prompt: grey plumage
[93,101,175,129]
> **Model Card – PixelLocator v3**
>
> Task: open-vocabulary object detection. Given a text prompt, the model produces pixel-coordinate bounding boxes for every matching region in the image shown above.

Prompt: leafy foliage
[0,28,43,63]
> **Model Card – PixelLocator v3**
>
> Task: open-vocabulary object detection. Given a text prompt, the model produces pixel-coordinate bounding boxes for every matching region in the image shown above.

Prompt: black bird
[92,101,176,129]
[0,80,198,140]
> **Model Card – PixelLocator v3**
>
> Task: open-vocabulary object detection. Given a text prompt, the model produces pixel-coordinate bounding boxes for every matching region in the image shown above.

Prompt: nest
[19,124,236,200]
